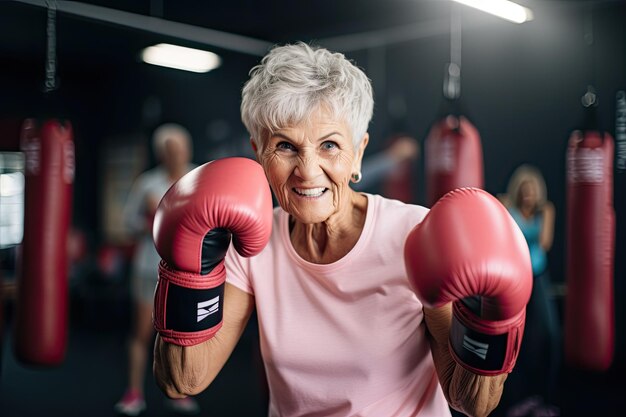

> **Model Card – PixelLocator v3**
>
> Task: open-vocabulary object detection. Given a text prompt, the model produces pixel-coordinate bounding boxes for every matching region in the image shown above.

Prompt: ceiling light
[141,43,221,73]
[452,0,534,24]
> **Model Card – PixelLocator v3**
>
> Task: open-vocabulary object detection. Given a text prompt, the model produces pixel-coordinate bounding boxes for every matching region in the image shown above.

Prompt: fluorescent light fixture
[141,43,221,73]
[452,0,534,24]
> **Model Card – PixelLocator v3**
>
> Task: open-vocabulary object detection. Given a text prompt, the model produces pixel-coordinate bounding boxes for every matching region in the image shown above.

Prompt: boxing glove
[404,188,532,375]
[153,157,273,346]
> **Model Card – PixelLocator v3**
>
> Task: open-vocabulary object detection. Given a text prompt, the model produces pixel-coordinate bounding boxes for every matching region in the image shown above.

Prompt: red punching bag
[565,129,615,371]
[0,269,4,375]
[382,135,418,203]
[383,160,414,203]
[425,115,484,207]
[15,118,74,366]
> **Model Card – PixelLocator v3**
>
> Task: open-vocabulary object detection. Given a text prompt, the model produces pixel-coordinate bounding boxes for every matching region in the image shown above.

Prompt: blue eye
[277,141,296,151]
[321,141,338,150]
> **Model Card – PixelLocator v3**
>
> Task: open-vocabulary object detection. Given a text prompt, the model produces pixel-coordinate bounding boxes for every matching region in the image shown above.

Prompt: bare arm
[539,201,555,252]
[123,178,161,237]
[122,179,148,236]
[153,283,255,398]
[424,304,507,417]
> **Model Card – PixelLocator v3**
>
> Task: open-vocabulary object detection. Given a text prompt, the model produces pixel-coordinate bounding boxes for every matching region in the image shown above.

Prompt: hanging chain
[450,6,462,71]
[444,4,462,100]
[581,5,597,108]
[44,0,58,93]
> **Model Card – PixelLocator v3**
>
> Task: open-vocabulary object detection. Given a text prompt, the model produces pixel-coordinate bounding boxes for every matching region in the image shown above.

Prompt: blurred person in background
[358,134,420,203]
[500,164,561,417]
[115,123,199,416]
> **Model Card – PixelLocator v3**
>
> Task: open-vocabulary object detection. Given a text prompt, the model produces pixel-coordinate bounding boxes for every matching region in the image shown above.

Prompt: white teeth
[294,187,326,197]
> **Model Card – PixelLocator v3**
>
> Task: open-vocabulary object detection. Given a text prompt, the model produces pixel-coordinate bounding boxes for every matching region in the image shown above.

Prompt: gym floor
[0,290,624,417]
[0,303,270,417]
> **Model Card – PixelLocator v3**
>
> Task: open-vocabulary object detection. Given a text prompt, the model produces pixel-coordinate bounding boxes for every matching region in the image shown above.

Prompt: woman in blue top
[500,164,560,417]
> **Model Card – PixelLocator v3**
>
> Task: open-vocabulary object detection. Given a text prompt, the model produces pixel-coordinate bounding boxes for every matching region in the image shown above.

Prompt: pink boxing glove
[404,188,532,375]
[153,157,273,346]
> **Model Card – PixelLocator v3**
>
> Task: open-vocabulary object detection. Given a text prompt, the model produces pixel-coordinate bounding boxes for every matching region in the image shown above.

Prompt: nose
[294,153,322,181]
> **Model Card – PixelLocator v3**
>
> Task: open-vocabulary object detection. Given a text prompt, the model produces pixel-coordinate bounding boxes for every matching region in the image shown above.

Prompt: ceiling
[0,0,620,79]
[0,0,449,70]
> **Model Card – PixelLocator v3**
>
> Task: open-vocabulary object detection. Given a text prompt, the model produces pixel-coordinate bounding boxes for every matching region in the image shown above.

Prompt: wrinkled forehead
[260,104,350,143]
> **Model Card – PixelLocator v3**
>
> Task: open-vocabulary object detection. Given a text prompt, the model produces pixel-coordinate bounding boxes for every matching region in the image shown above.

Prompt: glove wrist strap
[153,260,226,346]
[449,301,526,375]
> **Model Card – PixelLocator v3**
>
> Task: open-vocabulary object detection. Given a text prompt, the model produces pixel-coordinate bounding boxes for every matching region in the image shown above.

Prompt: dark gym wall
[350,3,626,317]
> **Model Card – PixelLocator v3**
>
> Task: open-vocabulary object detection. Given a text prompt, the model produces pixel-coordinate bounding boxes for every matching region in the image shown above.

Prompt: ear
[352,133,369,173]
[250,138,259,160]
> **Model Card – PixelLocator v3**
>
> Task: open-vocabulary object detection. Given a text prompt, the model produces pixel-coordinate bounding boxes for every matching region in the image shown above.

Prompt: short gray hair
[241,42,374,149]
[152,123,192,159]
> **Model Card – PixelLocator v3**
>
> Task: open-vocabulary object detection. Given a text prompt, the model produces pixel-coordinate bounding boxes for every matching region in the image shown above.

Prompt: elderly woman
[151,43,530,417]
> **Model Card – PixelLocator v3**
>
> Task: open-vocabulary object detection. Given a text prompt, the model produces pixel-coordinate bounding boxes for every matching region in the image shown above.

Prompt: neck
[290,191,367,264]
[519,205,535,218]
[167,165,187,182]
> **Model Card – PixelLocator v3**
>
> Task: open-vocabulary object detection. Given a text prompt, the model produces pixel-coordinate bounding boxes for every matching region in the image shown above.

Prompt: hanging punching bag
[382,134,418,203]
[14,118,74,366]
[0,269,4,377]
[564,103,615,371]
[425,112,484,207]
[425,60,484,207]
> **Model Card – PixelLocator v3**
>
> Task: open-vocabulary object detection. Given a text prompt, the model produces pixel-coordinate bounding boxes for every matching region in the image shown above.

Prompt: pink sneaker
[166,396,200,415]
[114,389,146,416]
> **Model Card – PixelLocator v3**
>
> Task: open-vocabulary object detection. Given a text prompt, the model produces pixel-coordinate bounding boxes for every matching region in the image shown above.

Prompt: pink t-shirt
[226,193,451,417]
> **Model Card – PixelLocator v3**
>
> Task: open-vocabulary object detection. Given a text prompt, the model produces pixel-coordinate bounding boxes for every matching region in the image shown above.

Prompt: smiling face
[254,106,368,225]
